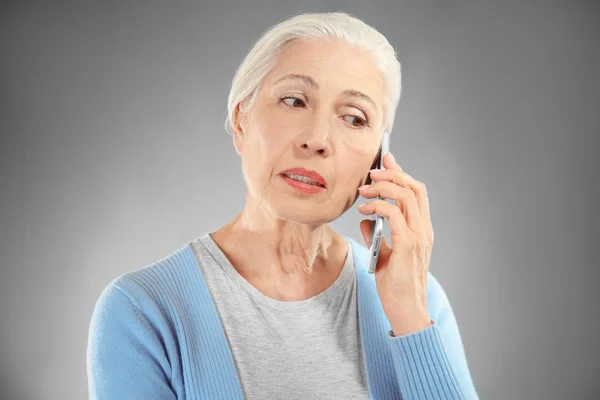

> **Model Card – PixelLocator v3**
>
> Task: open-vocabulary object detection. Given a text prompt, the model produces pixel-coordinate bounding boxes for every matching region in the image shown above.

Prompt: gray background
[1,1,598,399]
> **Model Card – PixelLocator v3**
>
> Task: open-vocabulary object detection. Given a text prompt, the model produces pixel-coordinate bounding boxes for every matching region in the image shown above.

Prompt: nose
[297,111,331,156]
[299,140,327,156]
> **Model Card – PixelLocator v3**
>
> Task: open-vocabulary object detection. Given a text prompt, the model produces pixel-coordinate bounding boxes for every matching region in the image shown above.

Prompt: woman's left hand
[357,152,435,336]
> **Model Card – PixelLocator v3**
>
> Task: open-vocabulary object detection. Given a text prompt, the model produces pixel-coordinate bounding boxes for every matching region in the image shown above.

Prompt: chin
[272,201,338,226]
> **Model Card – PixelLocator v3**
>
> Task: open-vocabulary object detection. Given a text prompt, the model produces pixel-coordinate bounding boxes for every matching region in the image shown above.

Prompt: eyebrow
[273,74,378,112]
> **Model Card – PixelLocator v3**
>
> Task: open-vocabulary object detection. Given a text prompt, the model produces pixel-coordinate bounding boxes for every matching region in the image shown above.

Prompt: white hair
[224,11,402,137]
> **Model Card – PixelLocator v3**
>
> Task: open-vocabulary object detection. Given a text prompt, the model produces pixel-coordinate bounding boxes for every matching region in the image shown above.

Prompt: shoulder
[87,244,199,399]
[92,243,197,324]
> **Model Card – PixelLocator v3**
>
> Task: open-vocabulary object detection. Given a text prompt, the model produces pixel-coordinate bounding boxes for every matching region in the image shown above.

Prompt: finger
[359,218,391,251]
[372,158,430,220]
[358,198,415,239]
[382,152,401,171]
[370,156,432,233]
[359,181,422,234]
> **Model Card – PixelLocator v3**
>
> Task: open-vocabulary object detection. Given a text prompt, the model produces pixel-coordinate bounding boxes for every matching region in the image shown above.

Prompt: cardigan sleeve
[87,283,178,400]
[385,274,479,399]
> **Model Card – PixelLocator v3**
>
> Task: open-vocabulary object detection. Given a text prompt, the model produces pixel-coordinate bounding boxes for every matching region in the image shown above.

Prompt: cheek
[245,130,286,182]
[253,110,292,148]
[339,147,374,180]
[252,121,302,169]
[332,160,370,199]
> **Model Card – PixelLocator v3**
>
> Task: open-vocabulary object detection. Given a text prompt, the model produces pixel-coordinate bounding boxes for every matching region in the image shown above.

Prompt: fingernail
[387,152,395,163]
[358,203,366,208]
[358,185,370,191]
[369,168,382,174]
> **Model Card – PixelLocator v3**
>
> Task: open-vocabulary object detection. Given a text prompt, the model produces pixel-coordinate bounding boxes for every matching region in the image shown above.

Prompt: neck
[224,214,336,278]
[211,198,347,281]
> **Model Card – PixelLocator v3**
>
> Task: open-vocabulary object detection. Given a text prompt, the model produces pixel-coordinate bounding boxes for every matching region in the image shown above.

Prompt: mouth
[280,174,327,194]
[281,173,326,188]
[279,167,328,188]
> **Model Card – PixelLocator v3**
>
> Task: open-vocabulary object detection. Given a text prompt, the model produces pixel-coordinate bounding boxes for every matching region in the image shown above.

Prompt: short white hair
[224,11,402,137]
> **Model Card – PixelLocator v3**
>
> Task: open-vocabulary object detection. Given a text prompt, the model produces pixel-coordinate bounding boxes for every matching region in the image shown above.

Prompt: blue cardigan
[87,235,479,399]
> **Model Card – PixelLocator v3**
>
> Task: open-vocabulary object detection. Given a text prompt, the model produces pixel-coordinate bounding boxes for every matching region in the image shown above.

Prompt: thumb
[361,219,392,253]
[359,219,374,247]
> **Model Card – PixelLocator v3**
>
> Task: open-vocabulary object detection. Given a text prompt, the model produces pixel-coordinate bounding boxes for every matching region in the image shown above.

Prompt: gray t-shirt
[191,233,370,399]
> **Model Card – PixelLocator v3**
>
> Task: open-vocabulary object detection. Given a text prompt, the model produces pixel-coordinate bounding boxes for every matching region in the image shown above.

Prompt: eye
[280,96,369,128]
[342,115,368,128]
[280,96,306,108]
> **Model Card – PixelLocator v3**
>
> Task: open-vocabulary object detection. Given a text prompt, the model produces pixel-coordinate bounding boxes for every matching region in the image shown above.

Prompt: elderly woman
[87,11,478,400]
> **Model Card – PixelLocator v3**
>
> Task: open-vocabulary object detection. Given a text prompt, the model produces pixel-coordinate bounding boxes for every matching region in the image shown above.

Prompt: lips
[279,167,327,188]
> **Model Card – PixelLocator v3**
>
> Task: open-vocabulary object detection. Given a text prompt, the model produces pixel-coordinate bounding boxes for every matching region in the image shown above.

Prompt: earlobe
[232,130,244,156]
[232,100,249,156]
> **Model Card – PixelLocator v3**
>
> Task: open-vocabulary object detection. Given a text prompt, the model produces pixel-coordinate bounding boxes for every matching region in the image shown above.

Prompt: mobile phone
[368,131,390,274]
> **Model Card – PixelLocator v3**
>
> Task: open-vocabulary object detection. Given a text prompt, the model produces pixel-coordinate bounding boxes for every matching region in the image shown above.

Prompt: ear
[232,99,250,156]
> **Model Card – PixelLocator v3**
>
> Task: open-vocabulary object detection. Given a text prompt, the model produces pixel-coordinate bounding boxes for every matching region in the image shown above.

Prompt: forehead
[263,39,385,101]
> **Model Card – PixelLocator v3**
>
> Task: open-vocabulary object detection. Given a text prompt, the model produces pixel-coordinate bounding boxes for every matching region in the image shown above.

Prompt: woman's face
[233,38,386,226]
